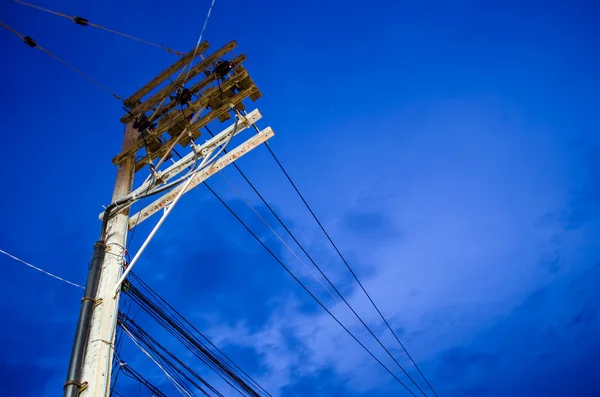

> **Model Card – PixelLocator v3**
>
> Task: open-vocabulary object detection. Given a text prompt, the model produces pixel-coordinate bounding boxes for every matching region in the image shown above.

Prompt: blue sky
[1,0,599,396]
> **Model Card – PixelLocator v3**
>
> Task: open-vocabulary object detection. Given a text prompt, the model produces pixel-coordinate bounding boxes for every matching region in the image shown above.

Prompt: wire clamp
[23,36,37,48]
[73,16,89,26]
[81,296,103,308]
[63,380,88,392]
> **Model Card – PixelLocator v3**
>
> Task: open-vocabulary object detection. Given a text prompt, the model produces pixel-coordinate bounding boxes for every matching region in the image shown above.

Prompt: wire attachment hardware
[73,16,89,26]
[23,36,37,47]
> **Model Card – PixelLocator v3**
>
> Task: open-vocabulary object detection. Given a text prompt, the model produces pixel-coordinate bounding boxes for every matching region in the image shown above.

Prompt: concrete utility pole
[80,122,136,396]
[64,40,270,396]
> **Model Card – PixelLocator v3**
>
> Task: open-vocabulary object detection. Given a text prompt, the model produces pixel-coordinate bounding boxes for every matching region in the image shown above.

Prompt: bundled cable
[111,362,170,397]
[120,273,270,397]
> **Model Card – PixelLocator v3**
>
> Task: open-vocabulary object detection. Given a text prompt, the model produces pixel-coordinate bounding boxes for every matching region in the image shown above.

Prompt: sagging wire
[119,311,222,397]
[217,171,360,323]
[128,273,271,396]
[0,20,124,101]
[120,326,193,397]
[0,248,84,289]
[13,0,184,56]
[117,364,170,397]
[122,281,264,396]
[209,121,433,396]
[203,183,420,396]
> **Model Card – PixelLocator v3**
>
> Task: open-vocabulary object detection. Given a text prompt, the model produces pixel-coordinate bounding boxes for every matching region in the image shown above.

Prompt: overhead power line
[263,142,439,397]
[204,182,419,396]
[13,0,184,56]
[0,248,84,289]
[205,126,429,396]
[123,275,268,397]
[112,362,170,397]
[0,20,125,101]
[216,171,430,396]
[130,273,272,397]
[120,325,193,397]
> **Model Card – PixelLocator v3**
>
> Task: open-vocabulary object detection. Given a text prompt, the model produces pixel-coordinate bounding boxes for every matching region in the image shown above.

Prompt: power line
[218,171,358,322]
[119,312,223,397]
[121,325,193,397]
[218,173,428,395]
[112,362,170,397]
[263,143,439,396]
[206,126,429,395]
[0,248,84,289]
[0,20,124,101]
[123,282,265,396]
[203,182,418,396]
[13,0,184,56]
[130,273,272,397]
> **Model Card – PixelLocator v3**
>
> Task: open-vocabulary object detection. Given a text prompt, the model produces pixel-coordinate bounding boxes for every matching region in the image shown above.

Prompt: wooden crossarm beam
[99,109,263,221]
[125,42,210,107]
[154,68,250,135]
[149,54,247,122]
[188,85,260,140]
[128,127,275,229]
[113,68,253,167]
[121,40,237,124]
[124,84,259,171]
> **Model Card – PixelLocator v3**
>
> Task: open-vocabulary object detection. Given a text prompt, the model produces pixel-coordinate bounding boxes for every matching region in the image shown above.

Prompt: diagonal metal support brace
[128,127,275,229]
[99,109,263,221]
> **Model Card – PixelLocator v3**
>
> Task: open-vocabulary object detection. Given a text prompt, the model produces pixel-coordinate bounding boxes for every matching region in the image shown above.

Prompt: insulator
[213,60,233,78]
[73,17,89,26]
[23,36,37,48]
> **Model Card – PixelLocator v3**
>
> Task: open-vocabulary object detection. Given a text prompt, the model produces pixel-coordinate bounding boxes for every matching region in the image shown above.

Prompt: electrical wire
[182,0,217,83]
[114,115,239,296]
[203,182,418,396]
[0,20,124,101]
[217,171,429,396]
[0,248,84,289]
[121,326,193,397]
[119,364,170,397]
[13,0,183,55]
[122,282,265,396]
[119,312,224,397]
[132,273,272,397]
[217,171,358,320]
[205,125,430,396]
[263,143,439,396]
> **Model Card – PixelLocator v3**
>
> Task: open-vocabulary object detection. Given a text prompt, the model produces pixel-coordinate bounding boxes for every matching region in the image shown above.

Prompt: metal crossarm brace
[128,126,274,229]
[99,109,263,221]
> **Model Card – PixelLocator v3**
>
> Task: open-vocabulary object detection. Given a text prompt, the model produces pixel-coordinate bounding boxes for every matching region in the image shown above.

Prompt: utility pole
[64,122,136,397]
[64,40,271,396]
[81,121,136,396]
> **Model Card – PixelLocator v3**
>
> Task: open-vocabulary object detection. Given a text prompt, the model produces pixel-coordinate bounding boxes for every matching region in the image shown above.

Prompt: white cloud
[199,97,600,395]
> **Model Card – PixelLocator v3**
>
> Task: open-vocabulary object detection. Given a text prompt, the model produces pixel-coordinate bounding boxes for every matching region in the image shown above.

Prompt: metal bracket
[63,380,88,392]
[79,382,88,393]
[98,109,264,222]
[127,126,275,229]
